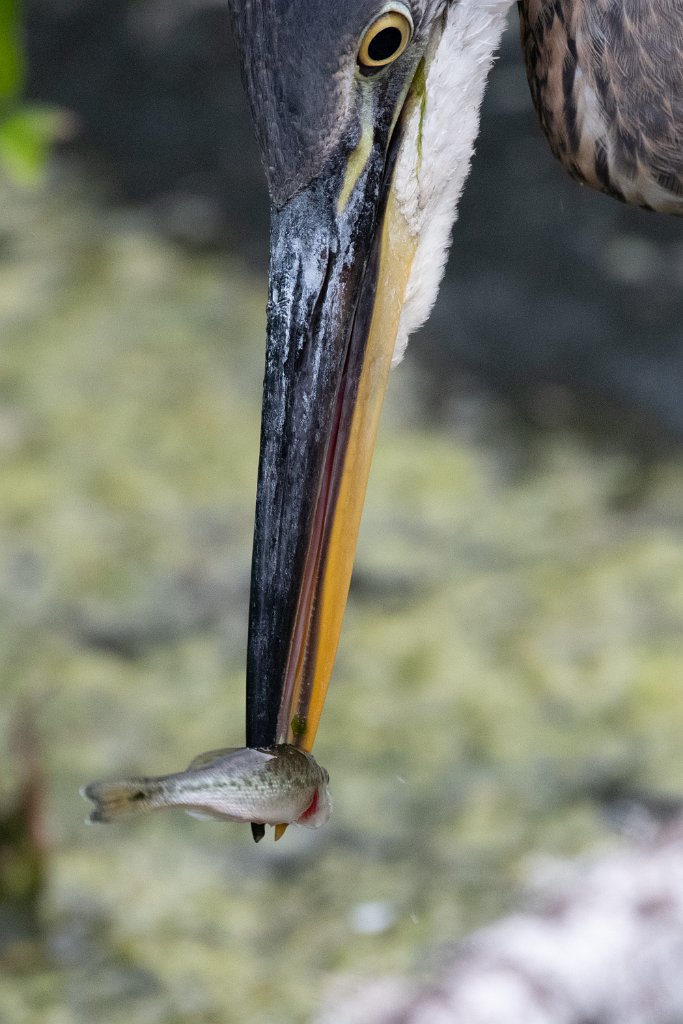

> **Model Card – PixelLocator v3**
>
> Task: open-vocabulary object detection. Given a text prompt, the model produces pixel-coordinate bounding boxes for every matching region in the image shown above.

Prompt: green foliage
[0,105,63,183]
[0,0,24,102]
[0,0,61,184]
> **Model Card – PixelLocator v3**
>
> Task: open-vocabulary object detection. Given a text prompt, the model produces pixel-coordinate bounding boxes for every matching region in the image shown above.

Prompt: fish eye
[357,7,413,73]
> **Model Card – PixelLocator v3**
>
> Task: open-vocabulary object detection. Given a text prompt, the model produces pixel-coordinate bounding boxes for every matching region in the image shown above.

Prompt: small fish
[81,745,331,839]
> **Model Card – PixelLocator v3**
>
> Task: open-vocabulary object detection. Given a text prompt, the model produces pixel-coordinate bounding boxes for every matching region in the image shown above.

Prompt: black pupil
[368,25,403,62]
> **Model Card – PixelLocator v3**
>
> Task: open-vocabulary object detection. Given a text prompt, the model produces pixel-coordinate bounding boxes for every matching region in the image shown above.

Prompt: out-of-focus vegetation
[0,0,62,183]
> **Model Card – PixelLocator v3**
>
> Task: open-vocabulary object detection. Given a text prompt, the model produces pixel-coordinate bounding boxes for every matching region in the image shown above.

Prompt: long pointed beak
[246,112,417,759]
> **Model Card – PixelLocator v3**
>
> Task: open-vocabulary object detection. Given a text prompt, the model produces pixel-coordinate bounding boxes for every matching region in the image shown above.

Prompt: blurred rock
[317,816,683,1024]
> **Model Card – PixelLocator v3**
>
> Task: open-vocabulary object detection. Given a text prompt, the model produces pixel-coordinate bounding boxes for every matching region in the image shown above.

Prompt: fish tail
[81,776,163,823]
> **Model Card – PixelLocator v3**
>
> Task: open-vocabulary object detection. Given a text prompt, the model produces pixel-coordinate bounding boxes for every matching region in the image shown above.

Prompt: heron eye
[358,8,413,71]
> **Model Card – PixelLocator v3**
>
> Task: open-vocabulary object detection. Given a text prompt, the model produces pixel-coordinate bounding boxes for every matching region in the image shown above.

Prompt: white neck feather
[392,0,514,365]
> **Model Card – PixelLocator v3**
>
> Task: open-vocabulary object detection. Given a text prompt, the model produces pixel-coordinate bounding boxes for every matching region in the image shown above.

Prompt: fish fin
[187,746,274,771]
[186,747,240,770]
[274,823,288,841]
[81,778,157,823]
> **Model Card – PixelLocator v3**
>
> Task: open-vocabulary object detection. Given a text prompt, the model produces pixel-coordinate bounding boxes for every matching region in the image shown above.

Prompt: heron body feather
[519,0,683,213]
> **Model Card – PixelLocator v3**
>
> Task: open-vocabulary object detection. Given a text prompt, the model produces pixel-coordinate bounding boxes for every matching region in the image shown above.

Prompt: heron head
[227,0,510,764]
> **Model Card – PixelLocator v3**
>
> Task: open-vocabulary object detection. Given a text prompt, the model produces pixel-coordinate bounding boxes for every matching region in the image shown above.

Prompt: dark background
[25,0,683,443]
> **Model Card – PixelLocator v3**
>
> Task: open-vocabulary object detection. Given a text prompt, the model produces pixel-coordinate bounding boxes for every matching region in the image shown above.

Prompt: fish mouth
[296,780,332,829]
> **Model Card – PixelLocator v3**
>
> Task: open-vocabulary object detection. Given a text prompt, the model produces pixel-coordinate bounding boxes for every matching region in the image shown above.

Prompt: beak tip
[251,822,266,843]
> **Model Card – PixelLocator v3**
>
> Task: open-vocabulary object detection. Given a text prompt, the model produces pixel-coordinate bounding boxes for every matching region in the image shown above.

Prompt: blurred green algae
[1,171,683,1022]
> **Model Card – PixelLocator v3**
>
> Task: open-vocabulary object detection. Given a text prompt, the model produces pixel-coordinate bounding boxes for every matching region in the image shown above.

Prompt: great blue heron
[226,0,683,836]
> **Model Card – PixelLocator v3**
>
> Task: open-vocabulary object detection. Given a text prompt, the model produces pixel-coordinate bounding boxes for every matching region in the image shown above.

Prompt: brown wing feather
[518,0,683,213]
